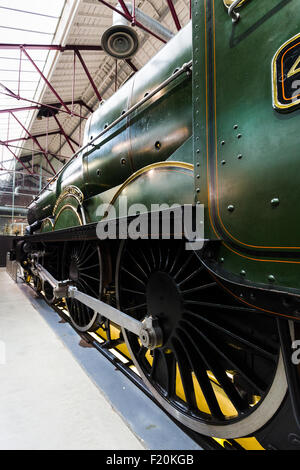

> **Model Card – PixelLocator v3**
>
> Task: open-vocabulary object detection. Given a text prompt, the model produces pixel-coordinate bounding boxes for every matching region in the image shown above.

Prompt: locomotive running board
[34,263,163,349]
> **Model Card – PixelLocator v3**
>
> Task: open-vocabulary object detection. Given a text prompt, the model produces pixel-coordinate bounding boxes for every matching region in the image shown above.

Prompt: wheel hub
[139,315,163,349]
[146,271,182,347]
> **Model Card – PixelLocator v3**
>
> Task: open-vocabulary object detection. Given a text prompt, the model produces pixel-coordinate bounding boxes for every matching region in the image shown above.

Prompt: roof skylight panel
[0,0,66,178]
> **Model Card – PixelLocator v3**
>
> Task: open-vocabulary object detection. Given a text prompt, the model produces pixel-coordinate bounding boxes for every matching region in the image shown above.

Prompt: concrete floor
[0,268,144,450]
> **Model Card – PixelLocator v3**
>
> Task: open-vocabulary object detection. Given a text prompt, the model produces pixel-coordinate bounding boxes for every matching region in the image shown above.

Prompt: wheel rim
[63,241,102,332]
[116,239,287,438]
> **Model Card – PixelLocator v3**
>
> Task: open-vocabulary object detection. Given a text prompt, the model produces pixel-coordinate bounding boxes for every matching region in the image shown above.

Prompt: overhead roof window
[0,0,67,180]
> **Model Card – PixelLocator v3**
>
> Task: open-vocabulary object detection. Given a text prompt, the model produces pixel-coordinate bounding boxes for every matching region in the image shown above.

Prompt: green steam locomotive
[16,0,300,449]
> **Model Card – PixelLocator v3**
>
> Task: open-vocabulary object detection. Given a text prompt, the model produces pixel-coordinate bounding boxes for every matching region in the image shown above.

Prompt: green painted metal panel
[106,165,194,221]
[53,206,82,231]
[214,0,300,249]
[193,0,300,291]
[85,165,194,224]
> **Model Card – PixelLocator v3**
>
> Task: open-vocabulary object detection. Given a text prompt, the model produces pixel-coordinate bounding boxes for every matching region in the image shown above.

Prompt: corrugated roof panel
[1,0,190,186]
[0,0,67,181]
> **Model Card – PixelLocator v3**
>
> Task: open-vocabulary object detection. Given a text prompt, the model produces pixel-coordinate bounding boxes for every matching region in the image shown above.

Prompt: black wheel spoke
[184,300,255,313]
[137,344,147,359]
[176,328,225,420]
[168,244,183,275]
[150,349,176,398]
[77,242,91,263]
[78,247,98,267]
[163,246,171,271]
[181,317,265,394]
[173,252,194,281]
[181,282,217,295]
[79,272,101,283]
[171,338,198,410]
[178,266,203,287]
[148,246,157,270]
[121,287,146,296]
[161,351,176,397]
[180,319,249,412]
[137,246,152,274]
[62,241,101,331]
[121,267,146,286]
[157,243,163,270]
[151,350,167,391]
[124,303,147,313]
[77,278,99,299]
[79,263,101,272]
[125,249,149,280]
[185,310,277,361]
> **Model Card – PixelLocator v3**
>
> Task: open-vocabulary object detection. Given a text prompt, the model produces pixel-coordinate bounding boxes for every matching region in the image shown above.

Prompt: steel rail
[31,60,192,203]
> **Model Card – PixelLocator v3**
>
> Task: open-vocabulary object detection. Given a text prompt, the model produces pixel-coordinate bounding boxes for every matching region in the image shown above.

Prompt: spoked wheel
[116,239,289,440]
[41,244,61,304]
[62,241,103,332]
[43,244,60,279]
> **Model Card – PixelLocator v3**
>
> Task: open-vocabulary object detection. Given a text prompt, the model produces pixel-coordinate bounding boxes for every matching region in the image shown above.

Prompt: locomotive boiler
[14,0,300,449]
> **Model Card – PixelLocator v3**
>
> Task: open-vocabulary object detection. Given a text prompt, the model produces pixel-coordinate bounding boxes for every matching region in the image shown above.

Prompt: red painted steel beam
[0,90,88,119]
[0,42,98,117]
[2,132,78,164]
[0,167,42,176]
[98,0,167,43]
[0,141,34,175]
[0,81,16,96]
[21,47,71,114]
[4,143,68,161]
[166,0,181,31]
[66,135,79,147]
[75,100,93,114]
[125,58,138,72]
[4,142,65,157]
[2,130,63,145]
[75,50,102,102]
[11,112,56,175]
[36,99,93,115]
[0,105,39,114]
[118,0,131,17]
[31,165,55,176]
[52,113,75,153]
[0,44,103,51]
